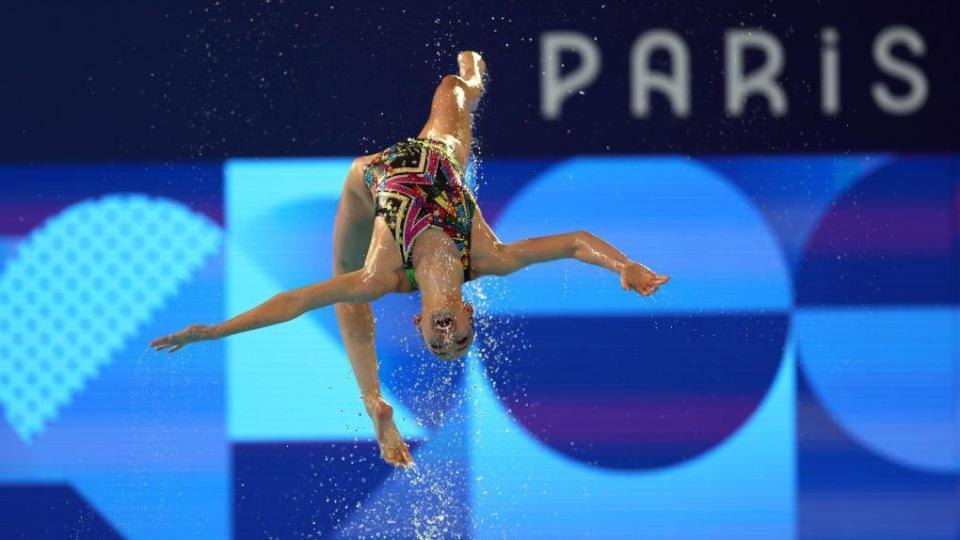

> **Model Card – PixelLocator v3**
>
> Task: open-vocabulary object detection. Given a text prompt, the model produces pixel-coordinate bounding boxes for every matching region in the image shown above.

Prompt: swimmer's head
[413,301,475,361]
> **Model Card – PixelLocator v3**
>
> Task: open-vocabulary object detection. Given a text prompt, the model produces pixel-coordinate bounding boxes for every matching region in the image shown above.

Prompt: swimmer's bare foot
[457,50,486,84]
[364,395,414,468]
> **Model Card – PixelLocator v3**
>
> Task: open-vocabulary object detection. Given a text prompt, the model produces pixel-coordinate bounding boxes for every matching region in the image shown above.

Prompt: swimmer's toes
[382,445,412,468]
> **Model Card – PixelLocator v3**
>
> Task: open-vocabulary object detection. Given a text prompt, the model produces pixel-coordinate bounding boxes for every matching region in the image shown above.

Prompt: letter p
[540,31,601,120]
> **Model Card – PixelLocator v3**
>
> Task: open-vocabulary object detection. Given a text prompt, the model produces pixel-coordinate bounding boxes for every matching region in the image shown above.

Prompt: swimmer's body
[151,51,669,468]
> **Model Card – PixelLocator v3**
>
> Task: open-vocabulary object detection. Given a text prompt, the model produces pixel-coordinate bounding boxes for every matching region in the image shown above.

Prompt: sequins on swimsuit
[363,138,475,289]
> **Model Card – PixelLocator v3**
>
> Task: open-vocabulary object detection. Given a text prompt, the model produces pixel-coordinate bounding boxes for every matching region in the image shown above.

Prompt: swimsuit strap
[405,267,419,290]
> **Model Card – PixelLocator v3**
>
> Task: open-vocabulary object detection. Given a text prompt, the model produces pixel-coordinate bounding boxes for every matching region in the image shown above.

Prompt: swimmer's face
[413,302,475,361]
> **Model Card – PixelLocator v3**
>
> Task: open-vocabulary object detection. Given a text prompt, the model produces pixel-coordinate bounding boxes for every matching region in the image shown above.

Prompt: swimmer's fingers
[637,281,666,296]
[150,336,174,352]
[151,335,189,353]
[151,324,214,352]
[622,280,645,295]
[626,280,653,295]
[638,274,670,295]
[622,277,643,293]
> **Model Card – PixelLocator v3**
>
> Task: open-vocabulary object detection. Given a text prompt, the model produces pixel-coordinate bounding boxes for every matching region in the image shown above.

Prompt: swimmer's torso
[363,137,476,290]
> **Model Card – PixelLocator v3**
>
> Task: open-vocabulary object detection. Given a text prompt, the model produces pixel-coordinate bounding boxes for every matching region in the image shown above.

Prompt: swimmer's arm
[214,270,398,337]
[150,270,399,352]
[484,231,629,274]
[420,56,486,138]
[472,216,668,295]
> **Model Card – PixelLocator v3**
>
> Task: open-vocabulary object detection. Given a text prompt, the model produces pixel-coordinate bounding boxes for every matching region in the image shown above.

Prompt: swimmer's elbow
[487,242,523,276]
[351,270,394,302]
[569,230,592,257]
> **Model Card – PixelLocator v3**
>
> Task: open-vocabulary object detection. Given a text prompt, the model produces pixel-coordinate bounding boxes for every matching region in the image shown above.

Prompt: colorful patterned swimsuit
[363,137,476,290]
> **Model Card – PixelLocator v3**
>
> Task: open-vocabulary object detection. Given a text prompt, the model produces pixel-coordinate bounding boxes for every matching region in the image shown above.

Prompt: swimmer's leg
[333,156,377,395]
[417,51,486,160]
[333,156,414,468]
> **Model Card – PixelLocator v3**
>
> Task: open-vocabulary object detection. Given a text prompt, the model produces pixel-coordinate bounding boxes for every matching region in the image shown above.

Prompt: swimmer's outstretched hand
[150,324,218,353]
[620,262,670,296]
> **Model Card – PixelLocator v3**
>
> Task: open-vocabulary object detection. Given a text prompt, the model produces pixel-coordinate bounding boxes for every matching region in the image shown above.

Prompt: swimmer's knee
[334,256,364,275]
[350,156,369,175]
[346,156,378,197]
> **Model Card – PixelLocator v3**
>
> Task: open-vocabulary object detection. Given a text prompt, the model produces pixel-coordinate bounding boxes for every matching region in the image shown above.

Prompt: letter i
[821,27,840,116]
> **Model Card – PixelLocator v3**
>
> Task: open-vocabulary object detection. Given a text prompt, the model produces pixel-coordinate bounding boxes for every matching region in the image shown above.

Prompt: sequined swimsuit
[363,137,476,290]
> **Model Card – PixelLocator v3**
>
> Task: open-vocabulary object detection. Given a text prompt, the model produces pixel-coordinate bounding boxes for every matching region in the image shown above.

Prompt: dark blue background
[1,0,958,160]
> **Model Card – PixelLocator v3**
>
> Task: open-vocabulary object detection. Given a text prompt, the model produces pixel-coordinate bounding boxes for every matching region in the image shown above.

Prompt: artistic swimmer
[150,51,669,468]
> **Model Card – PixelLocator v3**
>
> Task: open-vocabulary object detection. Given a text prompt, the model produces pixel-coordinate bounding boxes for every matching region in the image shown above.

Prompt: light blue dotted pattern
[0,194,222,442]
